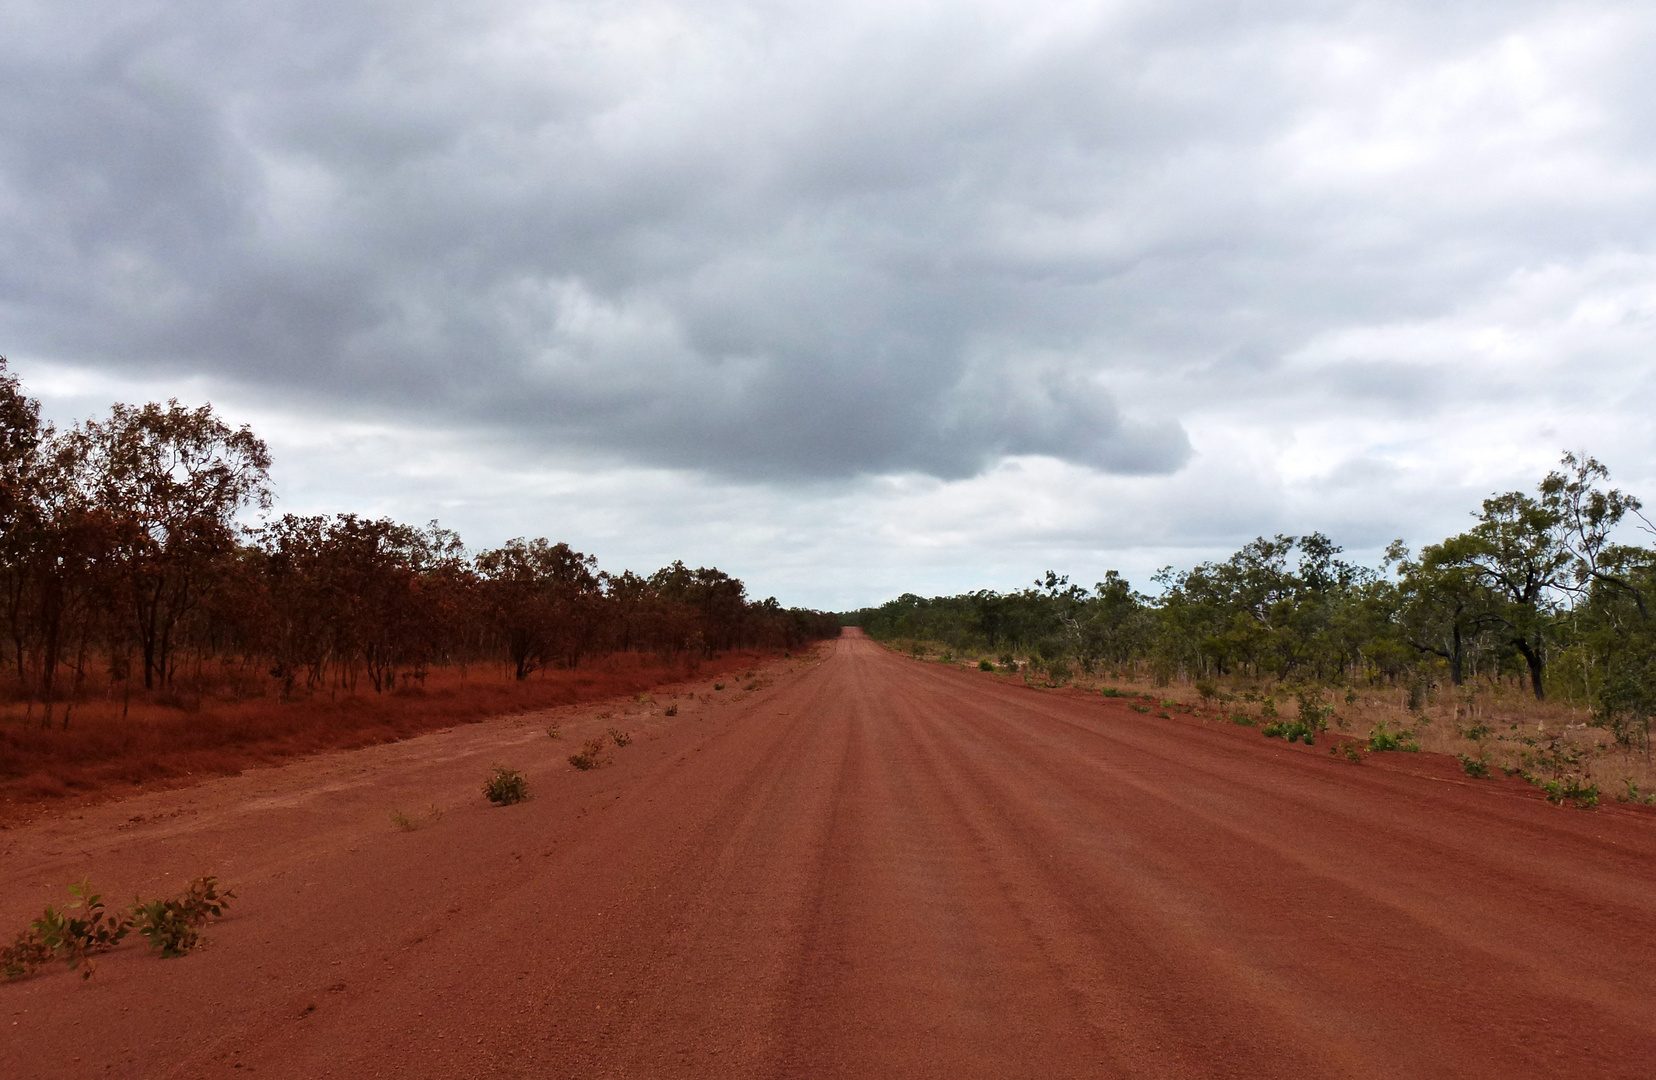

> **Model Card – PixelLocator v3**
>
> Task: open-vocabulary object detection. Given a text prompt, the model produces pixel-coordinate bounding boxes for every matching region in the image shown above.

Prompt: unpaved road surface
[3,629,1655,1079]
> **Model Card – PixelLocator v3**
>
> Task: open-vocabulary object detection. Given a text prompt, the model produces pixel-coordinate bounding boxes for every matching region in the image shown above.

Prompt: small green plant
[1620,779,1643,803]
[1459,721,1491,741]
[3,876,235,979]
[1260,698,1278,719]
[0,927,53,981]
[1044,661,1073,686]
[1344,688,1358,704]
[568,738,610,771]
[5,881,132,979]
[664,703,678,716]
[1129,703,1151,714]
[1458,754,1490,779]
[545,724,561,739]
[607,727,632,747]
[391,804,444,831]
[484,765,530,804]
[1193,679,1217,705]
[1367,722,1418,753]
[1231,713,1256,727]
[1332,741,1363,764]
[1099,686,1122,697]
[978,658,995,671]
[1262,721,1314,745]
[1156,710,1172,719]
[1541,776,1600,808]
[133,876,234,958]
[1296,693,1334,732]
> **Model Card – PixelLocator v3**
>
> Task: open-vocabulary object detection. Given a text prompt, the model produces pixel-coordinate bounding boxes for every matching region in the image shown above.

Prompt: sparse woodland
[0,358,836,799]
[854,454,1656,800]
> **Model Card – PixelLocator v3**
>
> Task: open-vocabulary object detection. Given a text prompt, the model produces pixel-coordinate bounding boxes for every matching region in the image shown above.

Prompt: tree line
[850,453,1656,749]
[0,359,838,723]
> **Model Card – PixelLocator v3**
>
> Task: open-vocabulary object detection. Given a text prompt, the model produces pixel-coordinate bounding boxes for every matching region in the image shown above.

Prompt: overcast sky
[4,0,1655,609]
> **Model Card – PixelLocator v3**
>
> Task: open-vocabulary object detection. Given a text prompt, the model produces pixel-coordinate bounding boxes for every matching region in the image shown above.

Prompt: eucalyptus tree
[69,401,271,688]
[1433,492,1570,699]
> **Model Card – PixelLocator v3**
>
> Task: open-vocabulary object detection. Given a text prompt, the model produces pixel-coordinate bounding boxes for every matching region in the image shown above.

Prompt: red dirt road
[3,629,1655,1079]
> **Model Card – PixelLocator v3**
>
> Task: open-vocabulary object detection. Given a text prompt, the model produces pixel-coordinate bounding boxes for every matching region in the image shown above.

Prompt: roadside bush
[1099,686,1123,697]
[978,659,994,672]
[3,876,233,980]
[1458,754,1490,779]
[607,727,632,747]
[1541,776,1600,808]
[133,876,234,958]
[1194,679,1217,705]
[1262,721,1315,745]
[1296,692,1334,732]
[1367,722,1419,753]
[568,739,610,771]
[484,765,530,804]
[3,881,131,979]
[391,804,444,831]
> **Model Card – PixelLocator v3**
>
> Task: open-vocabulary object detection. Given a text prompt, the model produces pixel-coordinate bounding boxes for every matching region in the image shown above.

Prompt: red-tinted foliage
[0,650,771,820]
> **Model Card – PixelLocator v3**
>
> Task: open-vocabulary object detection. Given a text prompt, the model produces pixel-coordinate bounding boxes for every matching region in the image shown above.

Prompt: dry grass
[897,639,1656,803]
[0,649,776,821]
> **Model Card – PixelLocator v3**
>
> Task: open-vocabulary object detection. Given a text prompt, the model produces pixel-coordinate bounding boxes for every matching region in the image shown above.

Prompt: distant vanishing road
[4,628,1655,1079]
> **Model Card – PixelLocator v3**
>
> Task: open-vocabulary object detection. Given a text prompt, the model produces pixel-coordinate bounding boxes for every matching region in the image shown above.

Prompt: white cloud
[4,0,1656,607]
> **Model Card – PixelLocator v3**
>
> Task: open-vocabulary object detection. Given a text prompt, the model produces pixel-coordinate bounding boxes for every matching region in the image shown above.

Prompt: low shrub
[1541,776,1599,808]
[568,739,610,771]
[5,881,131,979]
[390,804,444,832]
[3,875,232,980]
[484,765,530,804]
[1099,686,1123,697]
[1129,703,1151,714]
[1262,721,1315,745]
[545,724,561,739]
[607,727,632,747]
[133,876,234,958]
[1457,754,1490,779]
[1367,722,1418,753]
[664,703,678,716]
[1296,693,1334,732]
[978,659,995,672]
[1231,714,1256,727]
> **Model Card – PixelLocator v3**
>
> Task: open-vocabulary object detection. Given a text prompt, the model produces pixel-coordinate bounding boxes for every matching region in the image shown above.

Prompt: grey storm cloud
[2,0,1655,484]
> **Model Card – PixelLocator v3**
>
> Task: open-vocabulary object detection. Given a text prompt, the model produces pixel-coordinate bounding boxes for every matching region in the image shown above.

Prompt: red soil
[0,650,773,824]
[2,628,1654,1078]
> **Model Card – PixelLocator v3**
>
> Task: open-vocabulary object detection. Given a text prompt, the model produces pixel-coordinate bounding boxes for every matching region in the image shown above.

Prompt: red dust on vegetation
[4,630,1656,1079]
[0,651,771,823]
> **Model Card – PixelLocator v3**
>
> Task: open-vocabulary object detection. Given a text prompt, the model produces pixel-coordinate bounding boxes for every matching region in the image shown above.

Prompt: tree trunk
[1514,638,1545,700]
